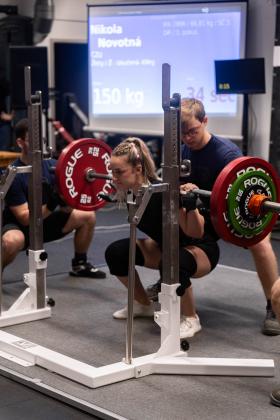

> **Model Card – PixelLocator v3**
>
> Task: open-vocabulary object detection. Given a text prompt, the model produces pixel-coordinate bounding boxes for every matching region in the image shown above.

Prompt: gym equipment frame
[0,64,274,388]
[0,67,51,328]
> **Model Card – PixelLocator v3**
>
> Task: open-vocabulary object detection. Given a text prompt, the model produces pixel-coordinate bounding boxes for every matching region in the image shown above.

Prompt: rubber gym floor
[0,205,280,420]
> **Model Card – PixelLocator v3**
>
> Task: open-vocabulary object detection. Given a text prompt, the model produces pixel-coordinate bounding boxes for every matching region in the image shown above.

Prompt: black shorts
[189,238,220,271]
[2,211,71,249]
[105,236,220,278]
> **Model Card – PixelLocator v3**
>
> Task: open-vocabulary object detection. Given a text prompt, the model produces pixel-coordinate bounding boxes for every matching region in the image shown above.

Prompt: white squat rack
[0,66,51,327]
[0,64,274,387]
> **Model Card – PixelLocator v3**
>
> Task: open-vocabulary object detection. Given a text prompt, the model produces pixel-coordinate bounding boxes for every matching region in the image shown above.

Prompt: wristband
[181,192,198,212]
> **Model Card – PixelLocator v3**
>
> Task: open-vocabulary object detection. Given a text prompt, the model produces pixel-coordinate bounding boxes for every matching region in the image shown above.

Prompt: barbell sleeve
[85,169,112,182]
[48,165,113,183]
[187,189,280,216]
[261,199,280,214]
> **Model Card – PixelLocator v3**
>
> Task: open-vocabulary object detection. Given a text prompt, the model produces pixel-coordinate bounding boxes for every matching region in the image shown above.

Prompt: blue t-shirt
[181,134,242,192]
[181,134,242,239]
[3,158,57,225]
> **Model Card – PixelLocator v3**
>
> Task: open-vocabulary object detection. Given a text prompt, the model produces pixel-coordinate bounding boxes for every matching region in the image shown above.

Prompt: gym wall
[1,0,277,160]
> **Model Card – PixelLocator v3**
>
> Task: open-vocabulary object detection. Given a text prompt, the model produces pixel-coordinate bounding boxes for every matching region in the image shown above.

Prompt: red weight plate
[55,138,113,211]
[210,157,280,247]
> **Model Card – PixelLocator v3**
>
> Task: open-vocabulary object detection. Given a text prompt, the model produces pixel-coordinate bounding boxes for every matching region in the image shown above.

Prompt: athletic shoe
[271,387,280,407]
[262,308,280,336]
[113,301,154,319]
[69,261,106,279]
[146,279,162,302]
[180,315,201,338]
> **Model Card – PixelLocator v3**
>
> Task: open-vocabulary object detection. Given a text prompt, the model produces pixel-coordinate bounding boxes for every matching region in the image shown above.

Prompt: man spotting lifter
[1,118,106,279]
[147,98,280,337]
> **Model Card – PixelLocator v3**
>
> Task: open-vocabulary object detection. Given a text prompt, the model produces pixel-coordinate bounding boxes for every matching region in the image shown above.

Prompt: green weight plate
[211,157,280,247]
[227,169,276,236]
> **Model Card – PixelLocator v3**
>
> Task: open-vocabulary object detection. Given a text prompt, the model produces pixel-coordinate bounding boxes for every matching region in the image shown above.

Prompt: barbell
[54,138,280,247]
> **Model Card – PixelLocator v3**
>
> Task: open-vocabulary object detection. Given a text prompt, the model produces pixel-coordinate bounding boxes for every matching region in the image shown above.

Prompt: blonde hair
[112,137,158,184]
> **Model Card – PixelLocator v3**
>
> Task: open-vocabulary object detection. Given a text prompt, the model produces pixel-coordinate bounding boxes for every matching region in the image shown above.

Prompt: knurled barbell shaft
[180,188,211,198]
[193,188,212,198]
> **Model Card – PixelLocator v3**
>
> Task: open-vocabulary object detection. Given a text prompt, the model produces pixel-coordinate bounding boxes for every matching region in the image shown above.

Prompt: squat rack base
[0,307,50,328]
[0,329,274,389]
[0,283,274,389]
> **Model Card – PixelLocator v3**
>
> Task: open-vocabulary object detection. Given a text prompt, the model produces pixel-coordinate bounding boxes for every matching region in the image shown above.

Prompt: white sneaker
[180,315,201,338]
[113,301,154,319]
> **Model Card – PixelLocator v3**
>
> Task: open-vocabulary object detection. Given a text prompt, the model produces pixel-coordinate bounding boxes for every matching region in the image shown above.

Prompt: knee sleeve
[105,238,145,277]
[176,248,197,296]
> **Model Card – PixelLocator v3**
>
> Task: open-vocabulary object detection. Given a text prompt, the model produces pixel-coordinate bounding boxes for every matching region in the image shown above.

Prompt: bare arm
[179,207,204,238]
[10,202,53,226]
[179,182,204,238]
[9,203,29,226]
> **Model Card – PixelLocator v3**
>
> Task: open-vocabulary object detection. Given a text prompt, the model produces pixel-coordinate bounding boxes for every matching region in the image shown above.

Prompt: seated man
[2,118,106,279]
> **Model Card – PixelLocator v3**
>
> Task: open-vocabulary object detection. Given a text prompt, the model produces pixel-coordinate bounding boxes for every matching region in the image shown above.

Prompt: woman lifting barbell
[104,136,219,339]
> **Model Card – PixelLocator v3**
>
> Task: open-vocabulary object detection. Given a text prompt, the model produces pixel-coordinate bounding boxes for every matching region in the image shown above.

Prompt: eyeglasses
[181,122,203,138]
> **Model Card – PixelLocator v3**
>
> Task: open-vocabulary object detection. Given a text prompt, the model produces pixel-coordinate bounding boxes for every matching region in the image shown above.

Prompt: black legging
[105,238,219,290]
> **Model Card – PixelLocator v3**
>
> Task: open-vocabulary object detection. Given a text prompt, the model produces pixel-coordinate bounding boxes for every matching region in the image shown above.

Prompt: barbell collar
[241,193,280,216]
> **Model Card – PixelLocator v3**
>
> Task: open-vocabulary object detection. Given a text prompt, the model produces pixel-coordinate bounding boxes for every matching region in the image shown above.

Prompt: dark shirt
[181,134,242,239]
[0,78,10,114]
[136,185,212,249]
[3,158,56,225]
[181,134,242,191]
